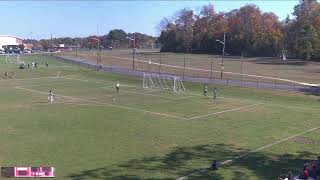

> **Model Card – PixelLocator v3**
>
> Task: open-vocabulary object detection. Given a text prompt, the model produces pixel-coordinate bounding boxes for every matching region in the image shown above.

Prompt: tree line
[158,0,320,60]
[24,29,157,51]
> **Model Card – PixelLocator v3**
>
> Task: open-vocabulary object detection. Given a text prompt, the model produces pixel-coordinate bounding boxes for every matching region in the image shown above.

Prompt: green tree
[292,0,320,59]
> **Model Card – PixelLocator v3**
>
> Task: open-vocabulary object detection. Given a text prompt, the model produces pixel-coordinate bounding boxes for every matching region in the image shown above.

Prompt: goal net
[143,73,185,92]
[5,55,25,65]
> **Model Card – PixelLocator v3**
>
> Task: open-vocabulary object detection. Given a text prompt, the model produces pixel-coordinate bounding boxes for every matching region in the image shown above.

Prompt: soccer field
[0,54,320,179]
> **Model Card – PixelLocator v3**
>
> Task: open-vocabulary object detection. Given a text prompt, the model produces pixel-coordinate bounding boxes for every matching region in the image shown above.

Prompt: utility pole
[210,56,214,83]
[241,51,243,87]
[221,33,225,79]
[133,33,135,70]
[96,24,100,69]
[76,37,78,57]
[183,54,186,79]
[50,34,52,56]
[159,54,162,74]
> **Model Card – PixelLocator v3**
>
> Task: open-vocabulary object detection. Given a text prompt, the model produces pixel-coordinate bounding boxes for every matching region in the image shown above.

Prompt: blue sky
[0,1,301,39]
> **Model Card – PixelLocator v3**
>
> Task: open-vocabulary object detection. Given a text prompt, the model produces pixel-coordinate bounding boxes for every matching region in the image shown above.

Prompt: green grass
[0,54,320,179]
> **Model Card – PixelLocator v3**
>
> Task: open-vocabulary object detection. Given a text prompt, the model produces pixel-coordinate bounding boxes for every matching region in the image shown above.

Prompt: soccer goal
[143,73,185,92]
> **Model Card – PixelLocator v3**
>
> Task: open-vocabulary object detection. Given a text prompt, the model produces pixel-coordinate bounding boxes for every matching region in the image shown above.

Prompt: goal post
[143,73,185,92]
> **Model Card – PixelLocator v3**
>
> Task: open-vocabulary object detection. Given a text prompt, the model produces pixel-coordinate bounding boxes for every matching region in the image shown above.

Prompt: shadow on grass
[67,144,318,180]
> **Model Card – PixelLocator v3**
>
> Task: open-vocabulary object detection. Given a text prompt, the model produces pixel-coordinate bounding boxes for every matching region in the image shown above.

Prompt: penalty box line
[61,75,196,100]
[14,86,187,120]
[14,86,260,121]
[100,86,195,101]
[187,103,263,120]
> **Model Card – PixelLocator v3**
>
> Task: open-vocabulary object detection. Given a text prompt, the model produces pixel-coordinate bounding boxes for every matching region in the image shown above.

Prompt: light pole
[75,37,78,57]
[50,34,53,56]
[126,33,135,70]
[216,33,225,79]
[210,56,214,82]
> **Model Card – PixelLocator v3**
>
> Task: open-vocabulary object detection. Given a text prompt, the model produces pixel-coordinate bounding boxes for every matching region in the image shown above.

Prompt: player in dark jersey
[213,87,217,100]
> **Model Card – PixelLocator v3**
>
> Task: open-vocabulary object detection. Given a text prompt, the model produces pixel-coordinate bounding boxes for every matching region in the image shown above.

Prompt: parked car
[11,49,21,54]
[23,49,33,54]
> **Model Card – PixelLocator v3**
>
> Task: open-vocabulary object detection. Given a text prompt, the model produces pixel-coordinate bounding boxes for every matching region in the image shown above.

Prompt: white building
[0,35,23,50]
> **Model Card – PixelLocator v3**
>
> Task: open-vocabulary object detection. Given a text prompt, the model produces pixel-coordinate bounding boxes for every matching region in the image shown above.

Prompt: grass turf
[0,54,320,179]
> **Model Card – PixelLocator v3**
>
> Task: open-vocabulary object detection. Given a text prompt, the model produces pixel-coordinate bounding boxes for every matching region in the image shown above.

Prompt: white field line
[61,76,138,88]
[62,75,193,100]
[14,86,187,120]
[177,124,320,180]
[62,77,89,82]
[66,75,320,111]
[187,103,262,120]
[100,86,191,101]
[17,81,76,88]
[15,86,257,121]
[61,75,319,111]
[0,76,58,81]
[173,95,196,100]
[183,91,320,111]
[60,75,320,111]
[99,54,320,87]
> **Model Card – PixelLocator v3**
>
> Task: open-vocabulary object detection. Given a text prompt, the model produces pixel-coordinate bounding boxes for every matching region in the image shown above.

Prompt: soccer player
[4,72,8,79]
[203,84,208,96]
[213,87,217,100]
[116,81,120,93]
[46,61,48,68]
[48,90,54,103]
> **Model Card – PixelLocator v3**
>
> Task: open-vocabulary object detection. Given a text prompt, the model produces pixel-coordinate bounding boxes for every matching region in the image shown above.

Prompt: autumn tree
[175,8,194,52]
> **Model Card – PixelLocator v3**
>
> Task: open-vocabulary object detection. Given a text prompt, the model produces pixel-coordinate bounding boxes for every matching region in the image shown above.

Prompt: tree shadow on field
[66,144,318,180]
[251,58,309,66]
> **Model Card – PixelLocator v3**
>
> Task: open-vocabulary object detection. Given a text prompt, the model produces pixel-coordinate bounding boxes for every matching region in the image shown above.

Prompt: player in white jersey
[116,82,120,93]
[48,90,55,103]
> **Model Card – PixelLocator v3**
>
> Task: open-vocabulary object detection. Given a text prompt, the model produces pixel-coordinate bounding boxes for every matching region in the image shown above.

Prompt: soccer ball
[112,98,116,101]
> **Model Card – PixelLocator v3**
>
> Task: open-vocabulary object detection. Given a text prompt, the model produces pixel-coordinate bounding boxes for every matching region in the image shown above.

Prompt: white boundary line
[183,91,320,111]
[187,103,262,120]
[17,81,76,88]
[14,86,260,121]
[61,76,138,88]
[14,86,187,120]
[62,77,89,82]
[0,76,58,82]
[177,124,320,180]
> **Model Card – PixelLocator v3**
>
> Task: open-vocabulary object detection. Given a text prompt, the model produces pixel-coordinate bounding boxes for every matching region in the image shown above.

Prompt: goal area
[143,73,185,92]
